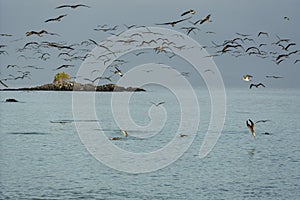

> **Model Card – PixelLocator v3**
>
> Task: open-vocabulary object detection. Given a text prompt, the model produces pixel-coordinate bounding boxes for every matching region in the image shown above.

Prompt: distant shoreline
[0,82,146,92]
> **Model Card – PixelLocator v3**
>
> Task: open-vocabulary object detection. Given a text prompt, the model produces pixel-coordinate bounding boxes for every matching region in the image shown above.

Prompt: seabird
[265,75,283,79]
[45,14,67,23]
[151,101,165,106]
[181,9,196,16]
[199,14,211,24]
[26,30,59,37]
[113,67,123,77]
[0,33,12,37]
[179,134,188,137]
[250,83,265,89]
[55,4,90,9]
[258,31,269,37]
[0,80,8,87]
[54,64,75,71]
[246,119,256,139]
[155,17,192,27]
[256,119,271,124]
[120,130,128,137]
[110,137,121,140]
[278,43,296,51]
[242,75,253,82]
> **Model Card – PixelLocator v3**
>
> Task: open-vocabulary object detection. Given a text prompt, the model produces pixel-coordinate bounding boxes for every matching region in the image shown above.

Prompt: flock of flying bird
[1,4,299,140]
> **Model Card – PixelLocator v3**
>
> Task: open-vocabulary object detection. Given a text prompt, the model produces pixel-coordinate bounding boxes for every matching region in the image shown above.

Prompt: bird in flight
[0,80,8,88]
[181,9,196,16]
[113,67,123,77]
[250,83,265,89]
[265,75,283,79]
[199,14,211,24]
[120,130,128,137]
[246,119,256,139]
[26,30,59,37]
[278,43,296,51]
[151,101,165,106]
[179,134,188,137]
[155,17,191,27]
[242,75,253,82]
[45,14,67,23]
[110,137,122,141]
[0,33,12,37]
[258,31,269,37]
[55,4,90,9]
[255,119,272,124]
[54,64,74,71]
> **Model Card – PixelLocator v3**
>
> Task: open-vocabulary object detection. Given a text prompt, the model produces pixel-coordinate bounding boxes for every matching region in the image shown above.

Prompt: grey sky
[0,0,299,88]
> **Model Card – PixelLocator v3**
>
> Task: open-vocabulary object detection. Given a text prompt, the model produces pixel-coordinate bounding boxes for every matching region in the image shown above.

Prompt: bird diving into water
[246,119,256,139]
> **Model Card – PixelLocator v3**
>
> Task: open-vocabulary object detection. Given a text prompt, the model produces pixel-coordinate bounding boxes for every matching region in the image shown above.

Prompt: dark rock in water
[1,82,146,92]
[5,98,18,102]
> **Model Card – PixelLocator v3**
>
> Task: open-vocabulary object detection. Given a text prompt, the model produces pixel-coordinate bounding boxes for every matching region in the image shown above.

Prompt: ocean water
[0,87,299,199]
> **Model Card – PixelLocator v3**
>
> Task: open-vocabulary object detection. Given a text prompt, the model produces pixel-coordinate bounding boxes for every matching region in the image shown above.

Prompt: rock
[0,82,145,92]
[5,98,18,102]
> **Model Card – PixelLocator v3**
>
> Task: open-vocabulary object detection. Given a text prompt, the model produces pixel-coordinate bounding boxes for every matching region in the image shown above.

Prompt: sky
[0,0,299,89]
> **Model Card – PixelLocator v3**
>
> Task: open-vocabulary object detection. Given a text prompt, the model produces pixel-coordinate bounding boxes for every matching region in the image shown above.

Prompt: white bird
[242,75,253,82]
[120,130,128,137]
[246,119,256,139]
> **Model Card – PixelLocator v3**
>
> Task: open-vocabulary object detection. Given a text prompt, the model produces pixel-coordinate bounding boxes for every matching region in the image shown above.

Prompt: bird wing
[181,10,190,16]
[45,18,54,22]
[74,4,90,8]
[157,101,165,106]
[155,21,173,26]
[0,80,8,88]
[174,17,192,24]
[249,84,254,89]
[55,5,70,9]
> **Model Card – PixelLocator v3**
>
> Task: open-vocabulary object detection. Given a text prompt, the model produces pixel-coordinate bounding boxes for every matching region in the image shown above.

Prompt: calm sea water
[0,87,299,199]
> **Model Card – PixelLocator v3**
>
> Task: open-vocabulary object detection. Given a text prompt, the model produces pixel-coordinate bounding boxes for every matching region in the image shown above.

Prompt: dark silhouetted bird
[250,83,265,89]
